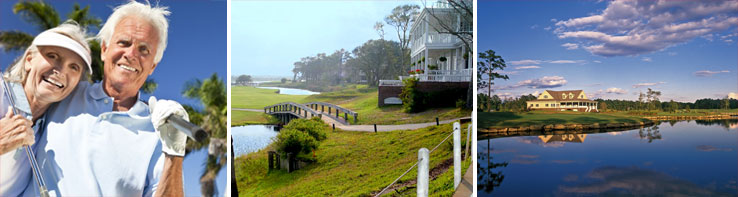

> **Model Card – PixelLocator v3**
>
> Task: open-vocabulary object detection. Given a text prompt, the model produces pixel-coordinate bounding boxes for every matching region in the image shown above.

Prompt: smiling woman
[1,22,91,197]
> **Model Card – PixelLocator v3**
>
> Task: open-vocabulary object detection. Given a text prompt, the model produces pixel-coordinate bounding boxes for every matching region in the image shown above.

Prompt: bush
[456,99,466,108]
[275,128,318,156]
[283,117,328,141]
[400,77,423,113]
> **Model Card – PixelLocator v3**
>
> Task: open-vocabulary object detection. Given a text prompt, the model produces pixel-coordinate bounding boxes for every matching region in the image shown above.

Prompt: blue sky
[478,0,737,102]
[0,0,226,196]
[232,0,421,78]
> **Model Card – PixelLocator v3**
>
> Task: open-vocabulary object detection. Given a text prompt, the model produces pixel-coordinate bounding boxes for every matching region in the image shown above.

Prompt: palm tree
[182,73,227,197]
[1,1,157,93]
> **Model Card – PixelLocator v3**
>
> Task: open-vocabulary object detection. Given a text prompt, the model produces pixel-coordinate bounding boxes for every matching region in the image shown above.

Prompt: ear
[100,41,107,61]
[149,63,157,76]
[24,50,34,72]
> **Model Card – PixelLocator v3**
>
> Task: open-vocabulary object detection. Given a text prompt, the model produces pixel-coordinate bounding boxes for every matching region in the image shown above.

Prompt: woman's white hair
[3,21,91,83]
[97,0,170,64]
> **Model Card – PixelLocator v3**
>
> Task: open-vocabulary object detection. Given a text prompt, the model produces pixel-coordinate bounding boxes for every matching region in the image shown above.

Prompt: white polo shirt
[22,81,164,197]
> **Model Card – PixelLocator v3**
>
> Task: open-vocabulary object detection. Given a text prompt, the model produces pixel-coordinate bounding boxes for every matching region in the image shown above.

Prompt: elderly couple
[1,1,189,196]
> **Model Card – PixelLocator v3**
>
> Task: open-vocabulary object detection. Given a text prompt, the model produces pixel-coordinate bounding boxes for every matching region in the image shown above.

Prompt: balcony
[400,69,471,82]
[411,32,461,57]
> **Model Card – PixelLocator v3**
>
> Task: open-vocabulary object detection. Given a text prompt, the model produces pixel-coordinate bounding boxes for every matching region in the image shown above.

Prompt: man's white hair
[97,0,170,64]
[3,21,91,83]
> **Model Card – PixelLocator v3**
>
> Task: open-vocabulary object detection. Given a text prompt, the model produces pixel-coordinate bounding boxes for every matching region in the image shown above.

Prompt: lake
[231,125,279,156]
[478,119,738,196]
[257,87,319,95]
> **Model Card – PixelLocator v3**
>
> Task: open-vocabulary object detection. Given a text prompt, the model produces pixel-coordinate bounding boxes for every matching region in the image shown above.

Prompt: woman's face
[23,45,85,103]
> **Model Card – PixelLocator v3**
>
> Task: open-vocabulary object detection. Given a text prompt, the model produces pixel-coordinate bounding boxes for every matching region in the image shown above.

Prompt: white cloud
[544,26,552,31]
[499,70,520,75]
[509,59,542,65]
[531,24,539,29]
[501,76,568,89]
[593,60,602,63]
[729,92,737,99]
[667,52,677,56]
[551,18,558,22]
[549,60,584,64]
[632,82,666,88]
[606,87,627,94]
[694,70,730,77]
[555,0,738,57]
[562,43,579,50]
[515,66,541,70]
[641,57,652,62]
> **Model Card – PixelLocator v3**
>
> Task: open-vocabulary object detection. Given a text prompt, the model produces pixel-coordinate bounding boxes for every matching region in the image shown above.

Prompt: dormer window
[544,95,548,98]
[569,93,574,99]
[562,93,567,99]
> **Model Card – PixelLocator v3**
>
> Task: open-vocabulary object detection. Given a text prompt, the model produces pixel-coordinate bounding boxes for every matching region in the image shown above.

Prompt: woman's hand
[0,106,34,155]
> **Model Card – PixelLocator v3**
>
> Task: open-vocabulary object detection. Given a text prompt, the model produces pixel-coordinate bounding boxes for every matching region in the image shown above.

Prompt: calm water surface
[258,87,319,95]
[232,125,279,156]
[478,119,738,196]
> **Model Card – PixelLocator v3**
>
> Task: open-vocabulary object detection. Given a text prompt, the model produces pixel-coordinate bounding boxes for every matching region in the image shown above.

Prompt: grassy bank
[609,109,737,117]
[478,111,651,129]
[231,84,471,125]
[232,110,278,126]
[234,122,471,196]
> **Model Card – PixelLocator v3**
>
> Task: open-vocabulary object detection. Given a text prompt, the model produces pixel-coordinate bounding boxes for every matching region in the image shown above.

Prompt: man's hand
[0,106,34,155]
[148,97,188,157]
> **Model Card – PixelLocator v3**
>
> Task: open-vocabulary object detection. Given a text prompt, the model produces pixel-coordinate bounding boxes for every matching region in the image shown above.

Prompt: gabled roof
[539,90,584,101]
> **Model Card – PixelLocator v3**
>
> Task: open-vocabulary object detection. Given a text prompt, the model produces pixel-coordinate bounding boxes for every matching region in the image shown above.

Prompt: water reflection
[478,120,737,196]
[478,138,508,193]
[557,166,735,196]
[231,125,279,156]
[257,87,319,95]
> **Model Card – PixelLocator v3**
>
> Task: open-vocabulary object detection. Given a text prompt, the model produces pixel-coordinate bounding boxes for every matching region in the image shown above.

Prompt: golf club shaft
[166,115,208,142]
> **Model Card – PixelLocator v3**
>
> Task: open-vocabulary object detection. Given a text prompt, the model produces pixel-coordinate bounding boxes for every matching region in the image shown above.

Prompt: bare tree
[374,22,385,40]
[384,4,420,52]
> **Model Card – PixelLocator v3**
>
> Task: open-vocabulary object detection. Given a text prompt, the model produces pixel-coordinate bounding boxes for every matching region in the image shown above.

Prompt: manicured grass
[609,109,737,117]
[234,122,471,196]
[232,110,277,126]
[478,111,651,129]
[231,84,471,125]
[231,86,310,109]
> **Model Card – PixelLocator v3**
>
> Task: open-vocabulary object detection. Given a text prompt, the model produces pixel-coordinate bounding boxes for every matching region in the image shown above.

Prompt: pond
[258,87,319,95]
[478,119,738,196]
[231,125,279,156]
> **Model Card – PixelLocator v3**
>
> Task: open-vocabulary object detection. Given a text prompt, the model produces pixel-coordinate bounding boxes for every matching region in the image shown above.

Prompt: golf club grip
[166,115,208,142]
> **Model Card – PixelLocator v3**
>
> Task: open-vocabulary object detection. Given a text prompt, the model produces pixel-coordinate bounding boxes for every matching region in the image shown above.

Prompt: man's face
[102,15,160,96]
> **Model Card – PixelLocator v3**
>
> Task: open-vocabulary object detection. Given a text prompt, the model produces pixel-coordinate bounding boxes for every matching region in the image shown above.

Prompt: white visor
[31,31,93,75]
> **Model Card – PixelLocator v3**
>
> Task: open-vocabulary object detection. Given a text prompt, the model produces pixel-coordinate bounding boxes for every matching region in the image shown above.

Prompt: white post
[417,148,429,197]
[465,124,471,159]
[453,122,461,189]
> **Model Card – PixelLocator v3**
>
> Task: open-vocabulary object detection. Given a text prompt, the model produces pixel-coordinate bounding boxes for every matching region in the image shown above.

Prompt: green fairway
[231,84,471,125]
[231,86,310,109]
[478,111,651,129]
[234,122,471,196]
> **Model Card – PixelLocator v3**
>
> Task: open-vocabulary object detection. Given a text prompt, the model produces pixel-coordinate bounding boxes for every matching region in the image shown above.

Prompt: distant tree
[668,100,679,113]
[281,78,287,84]
[236,75,252,85]
[723,96,730,110]
[478,50,509,112]
[346,39,403,86]
[646,88,661,111]
[384,4,419,52]
[373,22,385,40]
[599,101,608,112]
[638,92,645,110]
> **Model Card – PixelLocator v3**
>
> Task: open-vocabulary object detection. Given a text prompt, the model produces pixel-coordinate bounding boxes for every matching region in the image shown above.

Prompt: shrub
[400,77,424,113]
[275,128,318,156]
[283,117,328,141]
[456,99,466,108]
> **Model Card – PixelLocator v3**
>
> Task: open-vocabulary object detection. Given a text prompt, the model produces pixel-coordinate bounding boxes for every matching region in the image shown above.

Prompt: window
[562,93,567,99]
[579,95,583,98]
[569,93,574,98]
[545,104,549,107]
[530,104,533,107]
[544,95,548,98]
[536,104,539,107]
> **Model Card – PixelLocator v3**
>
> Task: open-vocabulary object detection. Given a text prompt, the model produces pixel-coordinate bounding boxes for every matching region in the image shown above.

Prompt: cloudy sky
[479,0,737,102]
[231,1,420,77]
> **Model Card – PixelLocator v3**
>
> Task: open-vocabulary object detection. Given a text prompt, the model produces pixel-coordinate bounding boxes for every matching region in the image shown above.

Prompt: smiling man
[17,1,188,196]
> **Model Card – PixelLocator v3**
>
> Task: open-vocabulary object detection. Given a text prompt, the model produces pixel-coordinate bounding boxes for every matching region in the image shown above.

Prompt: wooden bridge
[264,102,359,124]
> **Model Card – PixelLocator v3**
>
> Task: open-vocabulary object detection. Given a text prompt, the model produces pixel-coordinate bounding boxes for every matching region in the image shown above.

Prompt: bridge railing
[264,102,322,119]
[304,102,359,124]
